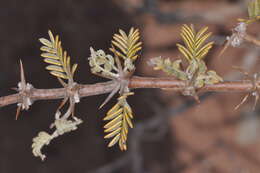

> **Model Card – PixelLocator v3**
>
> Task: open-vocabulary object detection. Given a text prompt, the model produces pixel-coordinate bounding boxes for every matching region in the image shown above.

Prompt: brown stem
[0,76,254,108]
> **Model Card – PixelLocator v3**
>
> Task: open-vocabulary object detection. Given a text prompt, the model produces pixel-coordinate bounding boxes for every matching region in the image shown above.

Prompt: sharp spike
[234,94,250,110]
[99,84,120,109]
[19,59,26,86]
[15,105,21,120]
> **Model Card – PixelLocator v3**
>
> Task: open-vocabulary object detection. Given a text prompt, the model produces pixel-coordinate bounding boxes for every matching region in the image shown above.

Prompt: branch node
[235,71,260,110]
[66,82,80,103]
[227,22,247,47]
[17,82,34,110]
[181,80,200,103]
[16,60,34,119]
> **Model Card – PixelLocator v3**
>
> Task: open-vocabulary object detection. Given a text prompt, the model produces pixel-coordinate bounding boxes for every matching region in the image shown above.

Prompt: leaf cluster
[89,28,141,150]
[88,27,142,79]
[151,24,222,88]
[89,48,119,78]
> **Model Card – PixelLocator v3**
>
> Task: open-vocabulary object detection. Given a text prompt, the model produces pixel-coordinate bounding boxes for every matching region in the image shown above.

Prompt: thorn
[252,92,259,110]
[57,77,67,87]
[15,60,26,120]
[234,94,249,110]
[15,105,21,120]
[111,45,123,76]
[99,45,131,109]
[217,39,229,59]
[193,94,200,103]
[99,84,120,109]
[15,60,33,119]
[232,66,249,77]
[20,59,26,86]
[11,87,19,91]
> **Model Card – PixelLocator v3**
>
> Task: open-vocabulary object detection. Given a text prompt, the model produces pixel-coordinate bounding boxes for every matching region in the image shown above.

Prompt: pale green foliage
[149,57,188,80]
[88,27,141,79]
[89,47,119,78]
[32,116,82,161]
[150,24,223,89]
[190,61,223,88]
[39,30,78,81]
[32,132,52,161]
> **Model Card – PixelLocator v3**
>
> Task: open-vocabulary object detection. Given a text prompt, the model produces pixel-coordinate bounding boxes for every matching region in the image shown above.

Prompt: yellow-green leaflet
[104,93,134,151]
[109,27,142,61]
[177,24,214,61]
[39,30,78,82]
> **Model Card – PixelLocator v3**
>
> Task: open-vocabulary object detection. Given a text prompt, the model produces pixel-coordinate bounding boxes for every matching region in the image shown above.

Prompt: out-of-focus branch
[244,34,260,47]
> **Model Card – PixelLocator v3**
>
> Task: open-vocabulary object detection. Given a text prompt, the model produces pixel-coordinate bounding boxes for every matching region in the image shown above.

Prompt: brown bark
[0,76,255,108]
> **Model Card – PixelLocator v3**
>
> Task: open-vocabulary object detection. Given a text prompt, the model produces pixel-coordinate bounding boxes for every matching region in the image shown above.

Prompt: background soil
[0,0,260,173]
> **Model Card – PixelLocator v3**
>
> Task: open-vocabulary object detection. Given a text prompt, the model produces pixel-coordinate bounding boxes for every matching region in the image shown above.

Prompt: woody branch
[0,76,255,108]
